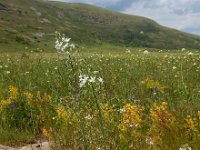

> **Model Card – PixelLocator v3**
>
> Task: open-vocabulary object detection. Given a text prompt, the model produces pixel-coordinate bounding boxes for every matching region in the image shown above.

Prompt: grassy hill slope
[0,0,200,51]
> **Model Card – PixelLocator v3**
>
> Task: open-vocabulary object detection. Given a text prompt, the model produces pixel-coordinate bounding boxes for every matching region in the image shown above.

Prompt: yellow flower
[24,92,33,106]
[146,77,164,93]
[150,102,175,128]
[0,99,12,111]
[100,103,113,122]
[184,115,198,133]
[149,102,176,144]
[119,103,142,132]
[56,105,68,121]
[42,128,51,139]
[8,85,19,100]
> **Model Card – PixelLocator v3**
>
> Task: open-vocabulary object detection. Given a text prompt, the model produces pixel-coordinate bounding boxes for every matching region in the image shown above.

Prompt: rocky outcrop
[0,141,51,150]
[0,144,17,150]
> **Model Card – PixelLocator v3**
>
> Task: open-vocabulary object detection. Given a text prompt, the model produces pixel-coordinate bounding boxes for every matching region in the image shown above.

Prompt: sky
[55,0,200,35]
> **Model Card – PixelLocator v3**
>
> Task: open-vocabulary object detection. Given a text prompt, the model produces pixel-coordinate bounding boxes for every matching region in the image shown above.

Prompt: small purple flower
[131,95,135,99]
[11,103,17,109]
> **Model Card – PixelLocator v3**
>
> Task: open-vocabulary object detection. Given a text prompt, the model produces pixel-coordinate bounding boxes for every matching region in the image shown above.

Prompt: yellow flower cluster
[184,115,198,133]
[8,85,19,100]
[0,99,12,111]
[100,103,113,122]
[42,127,51,139]
[149,102,176,144]
[56,105,68,121]
[146,78,164,92]
[119,103,142,132]
[24,92,33,106]
[0,86,19,112]
[150,102,176,129]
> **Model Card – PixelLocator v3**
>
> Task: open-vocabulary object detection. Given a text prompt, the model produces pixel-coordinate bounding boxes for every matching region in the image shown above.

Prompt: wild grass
[0,48,200,149]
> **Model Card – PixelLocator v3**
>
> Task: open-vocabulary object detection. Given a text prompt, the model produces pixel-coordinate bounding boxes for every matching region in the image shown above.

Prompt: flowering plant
[55,31,75,54]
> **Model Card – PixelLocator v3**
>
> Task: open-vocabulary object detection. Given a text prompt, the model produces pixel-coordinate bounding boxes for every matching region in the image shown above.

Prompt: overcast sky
[55,0,200,35]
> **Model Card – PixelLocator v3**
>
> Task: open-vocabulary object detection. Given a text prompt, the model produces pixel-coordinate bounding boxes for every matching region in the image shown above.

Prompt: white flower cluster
[85,115,93,120]
[79,74,103,88]
[179,144,192,150]
[119,108,126,113]
[55,32,75,53]
[145,137,154,145]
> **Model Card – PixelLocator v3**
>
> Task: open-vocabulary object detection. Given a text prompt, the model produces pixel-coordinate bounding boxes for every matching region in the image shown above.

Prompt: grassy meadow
[1,1,200,149]
[0,46,200,149]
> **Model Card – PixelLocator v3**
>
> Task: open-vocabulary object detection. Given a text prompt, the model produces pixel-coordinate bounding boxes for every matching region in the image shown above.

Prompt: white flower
[140,31,144,34]
[182,48,186,51]
[70,43,75,49]
[93,71,99,74]
[61,43,69,52]
[85,115,93,120]
[119,108,125,113]
[79,75,89,81]
[140,81,145,84]
[5,71,10,74]
[79,74,103,88]
[179,144,192,150]
[146,137,154,145]
[188,52,193,56]
[126,49,131,53]
[98,77,103,83]
[143,50,149,54]
[80,79,87,88]
[64,37,71,43]
[97,147,101,150]
[79,75,89,88]
[55,33,75,53]
[88,77,96,83]
[172,66,177,70]
[130,123,138,128]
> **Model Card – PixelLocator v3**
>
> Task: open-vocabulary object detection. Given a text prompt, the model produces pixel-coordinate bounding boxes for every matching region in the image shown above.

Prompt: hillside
[0,0,200,51]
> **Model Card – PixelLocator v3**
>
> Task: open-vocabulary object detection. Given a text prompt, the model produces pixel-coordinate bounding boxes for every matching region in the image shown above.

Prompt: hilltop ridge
[0,0,200,51]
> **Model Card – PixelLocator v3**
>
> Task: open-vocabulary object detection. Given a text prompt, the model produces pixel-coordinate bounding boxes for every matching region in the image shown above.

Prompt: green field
[0,46,200,149]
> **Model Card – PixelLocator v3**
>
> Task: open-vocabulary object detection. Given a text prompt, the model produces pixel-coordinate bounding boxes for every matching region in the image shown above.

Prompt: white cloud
[123,0,200,34]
